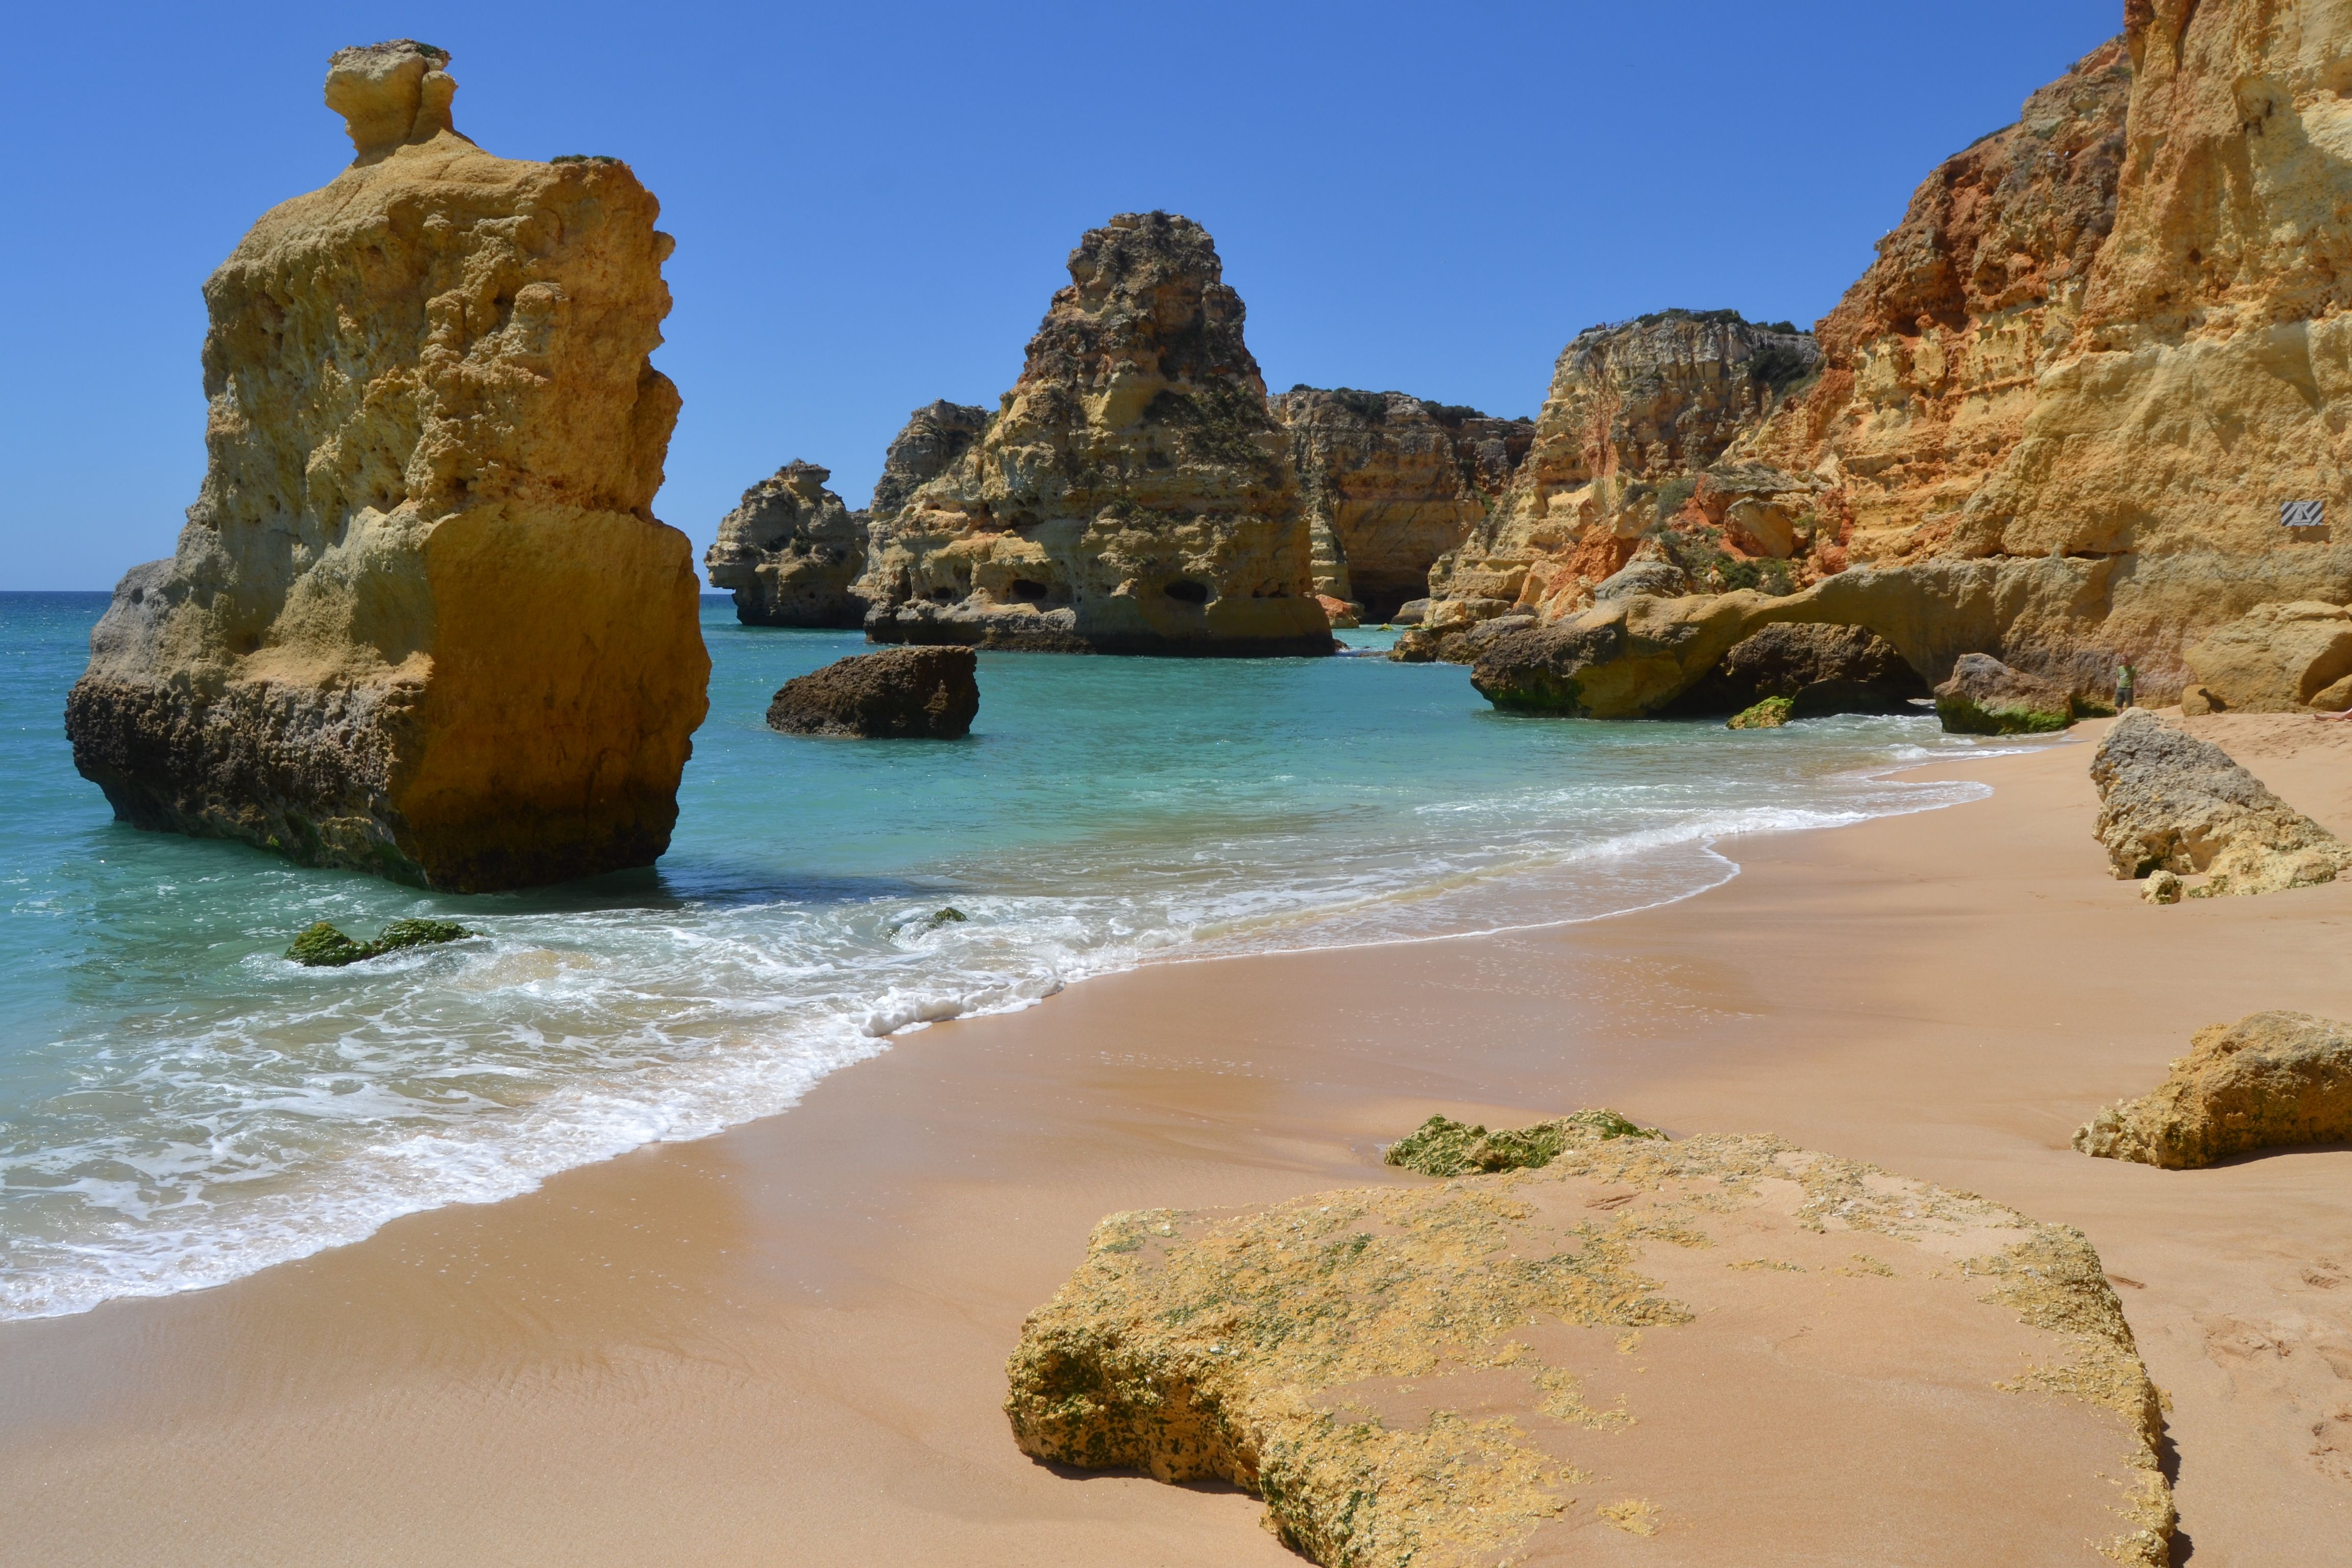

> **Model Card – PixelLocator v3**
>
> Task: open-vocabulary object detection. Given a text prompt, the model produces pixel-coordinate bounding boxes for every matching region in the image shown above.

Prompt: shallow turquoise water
[0,592,2021,1318]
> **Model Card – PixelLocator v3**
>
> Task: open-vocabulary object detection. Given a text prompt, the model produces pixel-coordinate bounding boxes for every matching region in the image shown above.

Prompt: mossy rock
[286,918,475,967]
[1385,1109,1663,1178]
[1934,696,2073,735]
[1727,696,1794,730]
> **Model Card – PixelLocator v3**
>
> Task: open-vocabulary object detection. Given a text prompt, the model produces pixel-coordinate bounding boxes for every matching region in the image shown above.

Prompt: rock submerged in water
[1727,696,1793,729]
[1007,1122,2170,1567]
[856,212,1331,657]
[1933,653,2075,734]
[2076,1011,2352,1169]
[2091,710,2352,896]
[64,42,708,893]
[766,647,979,739]
[287,918,472,967]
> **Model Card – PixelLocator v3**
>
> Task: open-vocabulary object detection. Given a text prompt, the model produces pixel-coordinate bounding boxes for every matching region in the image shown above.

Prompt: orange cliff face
[65,40,709,891]
[1434,1,2352,704]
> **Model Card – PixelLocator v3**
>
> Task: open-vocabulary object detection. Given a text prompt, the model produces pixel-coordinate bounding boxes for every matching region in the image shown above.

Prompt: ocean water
[1,592,2027,1319]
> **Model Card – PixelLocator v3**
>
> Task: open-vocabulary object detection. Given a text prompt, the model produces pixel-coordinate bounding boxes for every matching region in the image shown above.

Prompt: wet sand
[3,713,2349,1566]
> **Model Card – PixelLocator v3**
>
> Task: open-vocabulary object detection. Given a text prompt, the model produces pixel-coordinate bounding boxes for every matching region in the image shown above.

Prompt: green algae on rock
[286,918,473,968]
[1008,1129,2171,1567]
[1727,695,1794,729]
[1384,1109,1663,1178]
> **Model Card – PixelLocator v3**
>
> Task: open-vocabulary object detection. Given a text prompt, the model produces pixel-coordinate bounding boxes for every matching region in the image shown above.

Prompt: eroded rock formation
[65,42,706,891]
[2076,1011,2352,1168]
[1273,388,1533,621]
[705,461,867,627]
[1439,7,2352,710]
[1007,1119,2170,1567]
[1430,311,1822,623]
[2090,710,2352,895]
[764,647,978,739]
[856,213,1329,655]
[1664,623,1928,719]
[1934,652,2077,733]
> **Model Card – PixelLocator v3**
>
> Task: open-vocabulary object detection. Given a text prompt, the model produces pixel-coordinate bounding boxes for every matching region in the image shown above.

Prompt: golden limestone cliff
[1270,388,1533,623]
[856,213,1331,655]
[1453,2,2352,712]
[65,41,707,891]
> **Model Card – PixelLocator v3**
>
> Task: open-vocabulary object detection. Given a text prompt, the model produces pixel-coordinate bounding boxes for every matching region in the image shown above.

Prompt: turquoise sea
[1,592,2021,1319]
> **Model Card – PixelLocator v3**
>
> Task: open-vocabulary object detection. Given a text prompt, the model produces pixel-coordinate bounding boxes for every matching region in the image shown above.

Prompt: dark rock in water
[1934,652,2075,734]
[288,917,473,967]
[1669,623,1928,719]
[767,647,979,739]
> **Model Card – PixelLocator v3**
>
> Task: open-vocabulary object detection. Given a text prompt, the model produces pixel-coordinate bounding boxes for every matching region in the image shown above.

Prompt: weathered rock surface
[1934,652,2077,734]
[1665,623,1928,719]
[64,42,707,892]
[856,213,1329,656]
[1007,1119,2170,1567]
[1274,387,1532,621]
[1383,1110,1663,1177]
[765,647,978,738]
[286,917,472,967]
[1430,310,1823,621]
[1443,10,2352,714]
[2076,1011,2352,1168]
[1727,697,1794,729]
[705,461,867,627]
[869,400,990,518]
[2090,710,2352,894]
[2183,601,2352,713]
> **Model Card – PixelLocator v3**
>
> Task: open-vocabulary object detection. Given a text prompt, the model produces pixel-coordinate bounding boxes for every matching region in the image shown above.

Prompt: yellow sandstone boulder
[65,41,707,891]
[2077,1012,2352,1168]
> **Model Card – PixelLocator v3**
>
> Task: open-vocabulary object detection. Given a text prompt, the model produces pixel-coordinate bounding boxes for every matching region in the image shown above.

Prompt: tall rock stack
[857,212,1330,655]
[1272,388,1533,621]
[705,461,867,627]
[65,41,708,891]
[1429,311,1820,623]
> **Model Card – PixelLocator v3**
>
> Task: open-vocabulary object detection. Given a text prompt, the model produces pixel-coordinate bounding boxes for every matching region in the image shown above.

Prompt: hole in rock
[1009,579,1050,602]
[1163,579,1210,605]
[928,587,959,604]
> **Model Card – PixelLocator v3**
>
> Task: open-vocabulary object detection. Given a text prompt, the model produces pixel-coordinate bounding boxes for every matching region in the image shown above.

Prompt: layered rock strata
[65,42,706,891]
[764,647,978,739]
[1442,9,2352,709]
[1934,652,2077,734]
[1272,387,1533,621]
[856,213,1330,656]
[1430,311,1823,622]
[2090,710,2352,895]
[1007,1118,2170,1567]
[2076,1011,2352,1168]
[704,461,866,627]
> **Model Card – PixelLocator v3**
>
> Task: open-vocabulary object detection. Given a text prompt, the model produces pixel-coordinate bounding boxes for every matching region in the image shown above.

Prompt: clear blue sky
[5,1,2120,591]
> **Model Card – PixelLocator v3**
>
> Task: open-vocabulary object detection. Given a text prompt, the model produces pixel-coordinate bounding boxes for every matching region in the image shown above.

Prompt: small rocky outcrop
[64,43,707,892]
[287,918,473,967]
[1273,387,1532,621]
[704,461,868,627]
[1727,697,1794,729]
[765,647,978,738]
[856,213,1329,656]
[2183,602,2352,714]
[2090,710,2352,895]
[1007,1120,2170,1567]
[2076,1011,2352,1168]
[1933,653,2076,734]
[1666,623,1928,720]
[1383,1110,1661,1175]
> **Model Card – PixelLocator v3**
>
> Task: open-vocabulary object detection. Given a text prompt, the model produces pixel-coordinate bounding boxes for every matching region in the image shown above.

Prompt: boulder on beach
[2075,1011,2352,1168]
[766,647,979,739]
[2183,602,2352,713]
[1934,653,2075,734]
[63,41,708,892]
[1007,1119,2170,1567]
[2090,710,2352,895]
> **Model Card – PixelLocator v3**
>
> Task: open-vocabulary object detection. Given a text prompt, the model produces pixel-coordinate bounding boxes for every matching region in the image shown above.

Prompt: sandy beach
[5,712,2350,1566]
